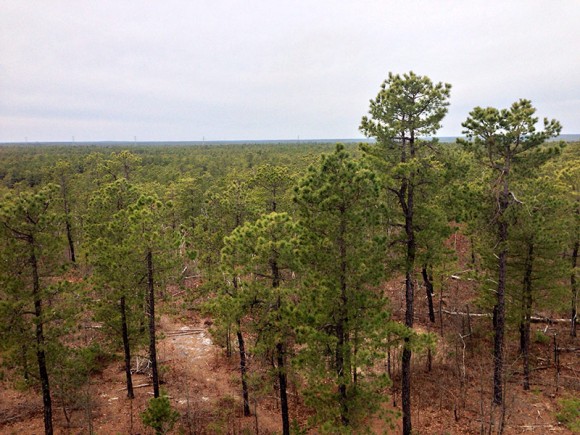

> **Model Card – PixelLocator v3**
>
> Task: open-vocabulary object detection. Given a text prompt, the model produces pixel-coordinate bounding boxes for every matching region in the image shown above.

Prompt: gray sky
[1,1,579,142]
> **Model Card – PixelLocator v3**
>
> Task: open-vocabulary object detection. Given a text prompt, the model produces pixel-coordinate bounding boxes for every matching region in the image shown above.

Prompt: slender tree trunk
[337,207,350,427]
[231,276,249,415]
[470,235,477,271]
[402,347,413,435]
[397,134,417,435]
[236,325,251,417]
[571,240,578,337]
[226,323,232,358]
[65,217,75,263]
[336,317,349,427]
[120,296,134,399]
[493,180,509,405]
[402,185,415,435]
[270,252,289,434]
[276,342,290,435]
[519,243,534,390]
[422,265,435,323]
[60,182,76,263]
[30,242,53,435]
[147,250,160,398]
[353,328,358,386]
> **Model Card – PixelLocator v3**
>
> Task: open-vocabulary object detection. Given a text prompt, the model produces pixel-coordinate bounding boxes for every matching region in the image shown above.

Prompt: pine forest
[1,73,579,434]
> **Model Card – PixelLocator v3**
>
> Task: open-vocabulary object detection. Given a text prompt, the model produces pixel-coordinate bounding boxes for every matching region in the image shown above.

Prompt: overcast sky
[1,1,579,142]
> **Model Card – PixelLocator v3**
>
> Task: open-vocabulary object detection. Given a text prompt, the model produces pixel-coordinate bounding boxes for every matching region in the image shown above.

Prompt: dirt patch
[0,307,284,434]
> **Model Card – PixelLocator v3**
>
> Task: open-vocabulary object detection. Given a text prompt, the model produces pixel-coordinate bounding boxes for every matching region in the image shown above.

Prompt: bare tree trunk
[336,316,349,427]
[147,250,160,398]
[31,242,53,435]
[226,323,232,358]
[353,328,358,385]
[270,250,289,434]
[276,342,290,435]
[60,180,76,263]
[402,180,416,435]
[470,235,477,271]
[493,180,509,405]
[120,296,134,399]
[519,243,534,390]
[553,334,560,394]
[422,265,435,323]
[65,217,76,263]
[337,207,350,427]
[571,240,578,337]
[236,326,251,417]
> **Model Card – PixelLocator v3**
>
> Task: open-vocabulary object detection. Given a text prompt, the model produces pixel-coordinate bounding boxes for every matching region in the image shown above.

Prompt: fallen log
[117,383,151,392]
[441,309,570,324]
[529,316,571,324]
[442,309,490,318]
[164,329,204,336]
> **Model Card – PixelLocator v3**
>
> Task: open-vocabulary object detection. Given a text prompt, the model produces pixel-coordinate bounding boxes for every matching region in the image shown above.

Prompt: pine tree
[294,144,390,430]
[86,178,144,399]
[549,152,580,336]
[0,185,61,435]
[221,212,304,434]
[250,164,294,213]
[126,192,178,398]
[459,99,561,404]
[359,72,451,434]
[52,160,77,263]
[507,176,568,390]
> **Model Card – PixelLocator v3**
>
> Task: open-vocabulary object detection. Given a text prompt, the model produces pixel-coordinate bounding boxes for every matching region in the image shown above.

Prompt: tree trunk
[270,253,289,434]
[60,181,76,263]
[336,316,349,427]
[226,323,232,358]
[353,328,358,385]
[402,347,412,435]
[236,327,251,417]
[147,250,160,398]
[120,296,134,399]
[422,265,435,323]
[231,277,249,415]
[493,180,509,405]
[65,217,75,263]
[470,235,477,271]
[30,242,53,435]
[402,179,415,435]
[337,207,350,427]
[276,342,290,435]
[519,242,534,390]
[571,240,578,337]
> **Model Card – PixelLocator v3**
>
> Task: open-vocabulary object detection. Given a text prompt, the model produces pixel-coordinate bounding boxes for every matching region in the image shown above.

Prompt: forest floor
[0,283,283,434]
[0,233,578,434]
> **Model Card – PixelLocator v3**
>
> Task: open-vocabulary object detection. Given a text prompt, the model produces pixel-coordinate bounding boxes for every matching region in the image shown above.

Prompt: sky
[1,1,579,142]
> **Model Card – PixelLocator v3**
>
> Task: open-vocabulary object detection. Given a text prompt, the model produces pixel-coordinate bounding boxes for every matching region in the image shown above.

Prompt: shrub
[141,394,180,435]
[556,397,580,433]
[534,330,550,345]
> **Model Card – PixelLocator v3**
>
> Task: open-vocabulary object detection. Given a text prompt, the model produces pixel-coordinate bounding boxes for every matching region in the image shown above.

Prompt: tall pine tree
[460,99,561,404]
[360,72,451,435]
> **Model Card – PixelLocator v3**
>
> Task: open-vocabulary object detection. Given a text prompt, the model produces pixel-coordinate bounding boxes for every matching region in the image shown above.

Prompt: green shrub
[556,397,580,433]
[534,330,550,345]
[141,394,180,435]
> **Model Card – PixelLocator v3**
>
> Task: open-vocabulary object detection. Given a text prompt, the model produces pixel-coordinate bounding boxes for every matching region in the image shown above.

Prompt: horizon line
[1,133,579,146]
